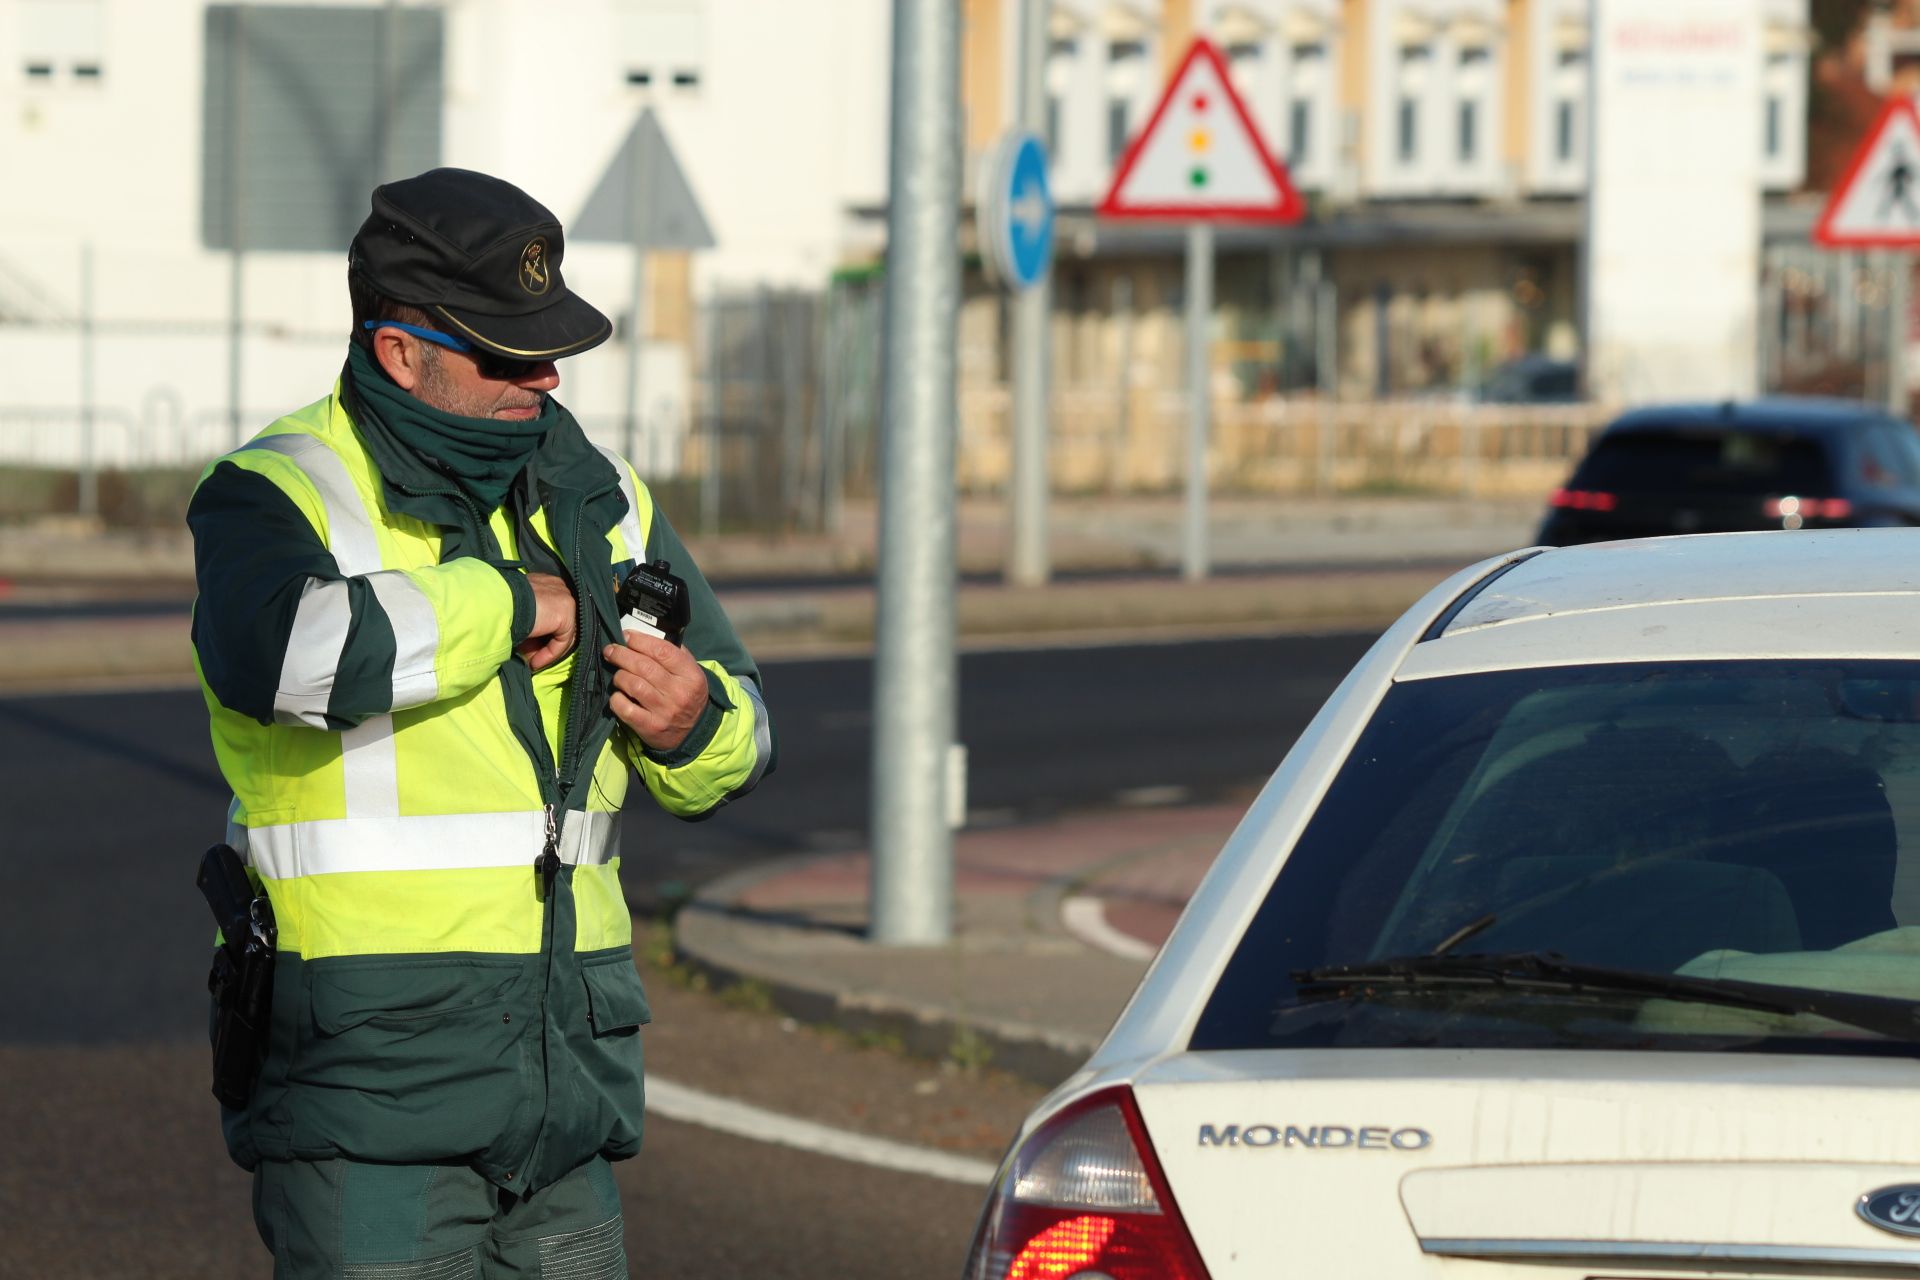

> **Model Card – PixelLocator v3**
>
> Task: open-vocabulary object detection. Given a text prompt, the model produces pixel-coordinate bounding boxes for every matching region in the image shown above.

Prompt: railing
[955,390,1615,497]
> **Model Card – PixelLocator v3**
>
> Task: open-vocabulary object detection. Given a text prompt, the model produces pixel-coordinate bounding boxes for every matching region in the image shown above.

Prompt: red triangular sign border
[1814,95,1920,249]
[1098,36,1305,223]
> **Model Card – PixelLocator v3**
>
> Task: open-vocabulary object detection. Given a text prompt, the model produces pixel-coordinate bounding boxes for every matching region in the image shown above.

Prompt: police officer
[187,168,774,1278]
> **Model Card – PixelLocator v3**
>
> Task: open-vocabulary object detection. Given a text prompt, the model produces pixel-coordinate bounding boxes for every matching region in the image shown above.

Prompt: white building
[0,0,1815,471]
[0,0,891,467]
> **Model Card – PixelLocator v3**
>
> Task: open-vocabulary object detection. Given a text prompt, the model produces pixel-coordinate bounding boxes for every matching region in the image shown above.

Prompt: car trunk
[1132,1047,1920,1278]
[1553,427,1839,540]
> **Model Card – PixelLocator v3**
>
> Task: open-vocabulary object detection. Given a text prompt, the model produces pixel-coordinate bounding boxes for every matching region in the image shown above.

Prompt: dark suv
[1537,398,1920,546]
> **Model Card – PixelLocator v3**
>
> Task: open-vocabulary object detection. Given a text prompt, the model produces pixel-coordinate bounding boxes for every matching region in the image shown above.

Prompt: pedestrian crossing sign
[1815,97,1920,248]
[1098,37,1304,223]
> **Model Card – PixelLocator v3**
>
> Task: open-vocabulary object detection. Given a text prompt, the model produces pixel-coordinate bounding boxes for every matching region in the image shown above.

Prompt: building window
[1552,47,1585,168]
[1290,98,1312,166]
[1397,45,1430,167]
[1226,40,1260,102]
[614,0,703,94]
[1762,52,1793,165]
[20,0,104,85]
[1046,36,1076,164]
[1107,39,1147,167]
[1288,42,1325,170]
[1455,46,1489,168]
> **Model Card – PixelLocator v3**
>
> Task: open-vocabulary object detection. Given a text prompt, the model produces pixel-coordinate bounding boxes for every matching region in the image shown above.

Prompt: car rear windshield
[1570,428,1834,495]
[1194,660,1920,1057]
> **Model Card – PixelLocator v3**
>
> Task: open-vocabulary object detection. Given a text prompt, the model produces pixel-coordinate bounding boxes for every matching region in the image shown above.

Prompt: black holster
[198,843,277,1110]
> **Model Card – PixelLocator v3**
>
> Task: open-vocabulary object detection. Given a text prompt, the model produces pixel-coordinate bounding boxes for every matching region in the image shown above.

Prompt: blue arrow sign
[981,131,1054,291]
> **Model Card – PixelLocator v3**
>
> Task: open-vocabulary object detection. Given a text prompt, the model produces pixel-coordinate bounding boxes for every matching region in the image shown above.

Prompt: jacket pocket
[288,956,537,1165]
[581,956,651,1037]
[309,956,524,1035]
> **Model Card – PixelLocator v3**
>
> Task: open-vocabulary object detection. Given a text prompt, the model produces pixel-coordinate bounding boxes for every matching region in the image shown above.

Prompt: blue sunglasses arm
[361,319,474,353]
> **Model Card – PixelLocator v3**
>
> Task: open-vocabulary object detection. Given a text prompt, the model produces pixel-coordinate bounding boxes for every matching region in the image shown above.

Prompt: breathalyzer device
[616,559,690,646]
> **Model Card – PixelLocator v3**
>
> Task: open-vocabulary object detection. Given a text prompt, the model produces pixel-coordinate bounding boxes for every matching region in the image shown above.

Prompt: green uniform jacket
[187,385,773,1193]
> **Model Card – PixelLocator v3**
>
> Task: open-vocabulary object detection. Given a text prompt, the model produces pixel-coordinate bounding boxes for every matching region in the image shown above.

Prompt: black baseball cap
[348,168,612,361]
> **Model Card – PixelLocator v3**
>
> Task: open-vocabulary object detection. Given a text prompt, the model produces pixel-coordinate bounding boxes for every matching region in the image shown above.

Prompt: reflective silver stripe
[241,432,404,814]
[244,810,620,879]
[240,433,382,575]
[225,796,250,862]
[594,445,649,562]
[340,717,399,818]
[274,578,353,728]
[364,569,440,708]
[735,675,772,795]
[342,1246,479,1280]
[535,1215,627,1280]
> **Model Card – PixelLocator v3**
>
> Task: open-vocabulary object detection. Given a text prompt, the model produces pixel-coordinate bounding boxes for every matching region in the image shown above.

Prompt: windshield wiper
[1291,950,1920,1042]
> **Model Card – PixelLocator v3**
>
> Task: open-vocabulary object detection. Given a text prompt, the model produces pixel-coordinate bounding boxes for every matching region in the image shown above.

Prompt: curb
[667,855,1101,1088]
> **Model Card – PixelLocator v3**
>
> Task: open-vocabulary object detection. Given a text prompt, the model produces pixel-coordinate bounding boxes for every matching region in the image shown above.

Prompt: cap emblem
[518,238,551,296]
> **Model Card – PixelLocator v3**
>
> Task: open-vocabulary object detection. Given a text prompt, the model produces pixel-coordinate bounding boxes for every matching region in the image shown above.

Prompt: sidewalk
[672,798,1248,1087]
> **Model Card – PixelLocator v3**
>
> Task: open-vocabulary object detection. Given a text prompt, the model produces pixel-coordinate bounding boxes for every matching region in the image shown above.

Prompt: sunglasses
[363,320,545,381]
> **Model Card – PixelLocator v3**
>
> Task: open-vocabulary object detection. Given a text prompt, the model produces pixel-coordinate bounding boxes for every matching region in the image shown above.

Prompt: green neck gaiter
[342,342,553,511]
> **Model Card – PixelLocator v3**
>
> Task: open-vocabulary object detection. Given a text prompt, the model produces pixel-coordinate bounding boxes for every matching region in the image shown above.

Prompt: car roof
[1400,529,1920,679]
[1604,397,1892,435]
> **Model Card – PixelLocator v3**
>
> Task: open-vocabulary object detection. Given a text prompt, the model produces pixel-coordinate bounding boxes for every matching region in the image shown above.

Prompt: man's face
[413,344,559,421]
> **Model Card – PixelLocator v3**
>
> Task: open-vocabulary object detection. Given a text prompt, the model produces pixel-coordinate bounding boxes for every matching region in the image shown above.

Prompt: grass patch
[816,1024,908,1057]
[717,978,774,1015]
[0,466,200,528]
[946,1025,995,1074]
[1338,475,1451,498]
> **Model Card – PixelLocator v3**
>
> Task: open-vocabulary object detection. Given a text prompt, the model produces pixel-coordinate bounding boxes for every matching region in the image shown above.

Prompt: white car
[966,529,1920,1280]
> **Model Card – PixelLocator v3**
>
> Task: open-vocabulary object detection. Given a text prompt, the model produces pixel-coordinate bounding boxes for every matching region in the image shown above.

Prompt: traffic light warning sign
[1815,96,1920,249]
[1098,37,1304,223]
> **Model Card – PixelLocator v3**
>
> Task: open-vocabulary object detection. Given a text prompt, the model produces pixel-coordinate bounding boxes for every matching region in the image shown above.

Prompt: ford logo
[1859,1185,1920,1237]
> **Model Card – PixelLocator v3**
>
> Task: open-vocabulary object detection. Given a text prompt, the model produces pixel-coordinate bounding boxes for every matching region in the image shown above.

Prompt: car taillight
[963,1086,1211,1280]
[1764,496,1854,520]
[1549,487,1618,512]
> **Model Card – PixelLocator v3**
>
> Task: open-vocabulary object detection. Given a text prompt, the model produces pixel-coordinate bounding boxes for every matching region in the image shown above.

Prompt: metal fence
[0,270,1646,531]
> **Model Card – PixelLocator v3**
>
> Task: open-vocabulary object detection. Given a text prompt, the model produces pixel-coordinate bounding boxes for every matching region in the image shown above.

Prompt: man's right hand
[518,572,577,672]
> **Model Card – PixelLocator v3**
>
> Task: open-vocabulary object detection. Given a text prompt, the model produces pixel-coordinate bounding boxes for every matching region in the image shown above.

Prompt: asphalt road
[0,631,1371,1277]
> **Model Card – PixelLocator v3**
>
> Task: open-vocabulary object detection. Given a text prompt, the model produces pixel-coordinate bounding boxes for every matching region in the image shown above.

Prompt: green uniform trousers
[251,1154,629,1279]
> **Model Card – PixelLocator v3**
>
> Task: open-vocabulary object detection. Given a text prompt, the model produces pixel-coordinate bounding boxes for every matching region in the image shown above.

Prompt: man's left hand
[604,633,709,753]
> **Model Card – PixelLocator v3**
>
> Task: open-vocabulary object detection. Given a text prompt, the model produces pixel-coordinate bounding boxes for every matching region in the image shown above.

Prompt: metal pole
[869,0,961,946]
[780,294,807,528]
[228,4,248,448]
[1758,246,1780,396]
[1112,274,1134,494]
[623,119,649,468]
[1890,251,1910,418]
[702,299,721,537]
[1182,222,1213,581]
[377,0,400,181]
[623,250,647,466]
[78,243,96,520]
[1007,0,1051,586]
[1316,277,1337,493]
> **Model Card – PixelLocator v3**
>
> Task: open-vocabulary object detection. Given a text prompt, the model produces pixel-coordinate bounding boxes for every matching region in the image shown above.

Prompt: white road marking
[1061,895,1159,962]
[644,1076,1000,1186]
[1113,783,1191,808]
